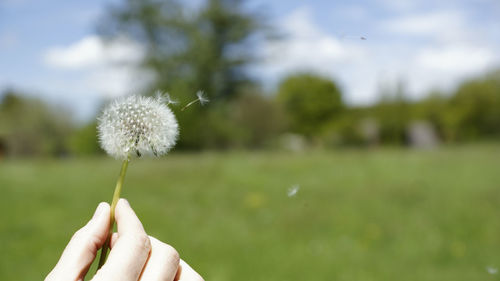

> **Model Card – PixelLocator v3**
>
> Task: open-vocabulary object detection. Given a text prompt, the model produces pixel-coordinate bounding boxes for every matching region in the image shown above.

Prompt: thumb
[45,203,111,281]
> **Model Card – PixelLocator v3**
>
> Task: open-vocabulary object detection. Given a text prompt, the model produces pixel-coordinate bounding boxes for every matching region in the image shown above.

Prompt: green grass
[2,145,500,280]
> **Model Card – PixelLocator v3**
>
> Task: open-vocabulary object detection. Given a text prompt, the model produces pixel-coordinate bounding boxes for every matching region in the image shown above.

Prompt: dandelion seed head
[98,95,178,160]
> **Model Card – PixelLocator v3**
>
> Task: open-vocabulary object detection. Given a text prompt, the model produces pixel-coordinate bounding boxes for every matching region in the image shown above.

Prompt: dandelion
[98,95,178,159]
[181,90,209,111]
[95,94,178,269]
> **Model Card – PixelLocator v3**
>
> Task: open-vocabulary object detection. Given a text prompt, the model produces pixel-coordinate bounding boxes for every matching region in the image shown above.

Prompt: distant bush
[0,90,73,157]
[277,73,344,138]
[68,121,103,156]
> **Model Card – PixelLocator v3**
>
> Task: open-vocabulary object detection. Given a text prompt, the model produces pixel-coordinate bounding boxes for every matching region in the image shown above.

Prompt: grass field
[1,145,500,280]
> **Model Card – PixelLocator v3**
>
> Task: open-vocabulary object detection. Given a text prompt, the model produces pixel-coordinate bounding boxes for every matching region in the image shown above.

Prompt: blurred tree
[100,0,269,149]
[173,90,286,150]
[320,109,366,147]
[231,90,286,148]
[68,121,103,155]
[277,73,343,138]
[0,90,73,157]
[100,0,264,101]
[370,81,412,145]
[446,70,500,141]
[412,92,448,141]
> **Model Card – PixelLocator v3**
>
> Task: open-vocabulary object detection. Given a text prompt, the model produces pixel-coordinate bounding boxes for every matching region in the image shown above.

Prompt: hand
[45,199,204,281]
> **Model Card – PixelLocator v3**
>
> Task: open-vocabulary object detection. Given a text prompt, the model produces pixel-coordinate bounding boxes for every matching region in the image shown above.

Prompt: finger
[45,203,110,281]
[176,259,204,281]
[110,232,119,248]
[93,199,151,281]
[140,236,180,281]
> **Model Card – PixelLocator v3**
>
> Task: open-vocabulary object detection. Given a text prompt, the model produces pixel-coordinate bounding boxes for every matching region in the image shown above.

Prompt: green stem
[96,158,129,271]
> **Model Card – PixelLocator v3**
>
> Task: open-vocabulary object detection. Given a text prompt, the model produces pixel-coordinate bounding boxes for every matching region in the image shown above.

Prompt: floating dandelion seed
[158,91,178,105]
[181,90,209,111]
[197,91,209,105]
[98,95,178,159]
[339,33,367,41]
[153,90,178,105]
[287,184,300,197]
[487,266,498,275]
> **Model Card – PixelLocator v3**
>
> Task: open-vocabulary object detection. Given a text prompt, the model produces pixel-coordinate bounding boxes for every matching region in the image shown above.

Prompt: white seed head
[98,95,179,159]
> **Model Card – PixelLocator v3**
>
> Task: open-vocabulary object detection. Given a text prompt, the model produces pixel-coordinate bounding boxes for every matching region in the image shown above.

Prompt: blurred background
[1,0,500,280]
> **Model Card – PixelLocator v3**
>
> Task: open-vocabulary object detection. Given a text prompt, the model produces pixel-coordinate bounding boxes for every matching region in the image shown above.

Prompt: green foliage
[230,91,286,148]
[447,71,500,140]
[3,146,500,280]
[175,91,285,149]
[370,97,411,145]
[411,93,448,139]
[321,108,368,147]
[0,91,73,157]
[277,73,343,137]
[68,122,103,155]
[325,70,500,147]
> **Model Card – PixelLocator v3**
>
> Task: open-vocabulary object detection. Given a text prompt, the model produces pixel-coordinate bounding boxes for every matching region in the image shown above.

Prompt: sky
[1,0,499,121]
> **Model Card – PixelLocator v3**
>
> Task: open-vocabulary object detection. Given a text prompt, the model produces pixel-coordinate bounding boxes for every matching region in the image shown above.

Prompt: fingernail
[120,198,130,206]
[92,202,106,220]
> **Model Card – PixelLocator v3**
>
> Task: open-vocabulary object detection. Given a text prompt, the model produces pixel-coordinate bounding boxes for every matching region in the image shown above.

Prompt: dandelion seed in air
[339,33,367,41]
[181,90,209,111]
[287,184,300,197]
[163,93,179,105]
[486,266,498,275]
[197,91,209,105]
[154,90,178,105]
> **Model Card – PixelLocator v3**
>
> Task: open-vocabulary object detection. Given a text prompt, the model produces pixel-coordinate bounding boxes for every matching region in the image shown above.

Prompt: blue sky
[1,0,499,120]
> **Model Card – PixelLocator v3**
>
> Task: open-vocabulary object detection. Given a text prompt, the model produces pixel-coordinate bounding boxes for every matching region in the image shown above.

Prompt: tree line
[1,69,499,157]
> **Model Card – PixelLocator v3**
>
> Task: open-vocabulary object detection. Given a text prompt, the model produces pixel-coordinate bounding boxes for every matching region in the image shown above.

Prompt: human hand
[45,199,204,281]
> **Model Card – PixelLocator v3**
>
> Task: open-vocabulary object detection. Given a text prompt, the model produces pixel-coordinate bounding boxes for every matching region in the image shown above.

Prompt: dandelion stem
[181,99,199,111]
[96,158,129,271]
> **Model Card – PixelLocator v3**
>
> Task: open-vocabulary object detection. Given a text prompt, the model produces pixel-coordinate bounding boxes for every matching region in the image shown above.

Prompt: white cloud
[404,44,497,95]
[258,8,369,100]
[43,35,143,70]
[263,8,367,71]
[257,8,391,104]
[415,45,494,73]
[379,10,500,96]
[42,35,151,99]
[379,11,472,43]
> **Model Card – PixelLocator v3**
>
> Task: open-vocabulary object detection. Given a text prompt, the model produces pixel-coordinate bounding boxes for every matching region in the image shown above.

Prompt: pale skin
[45,199,204,281]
